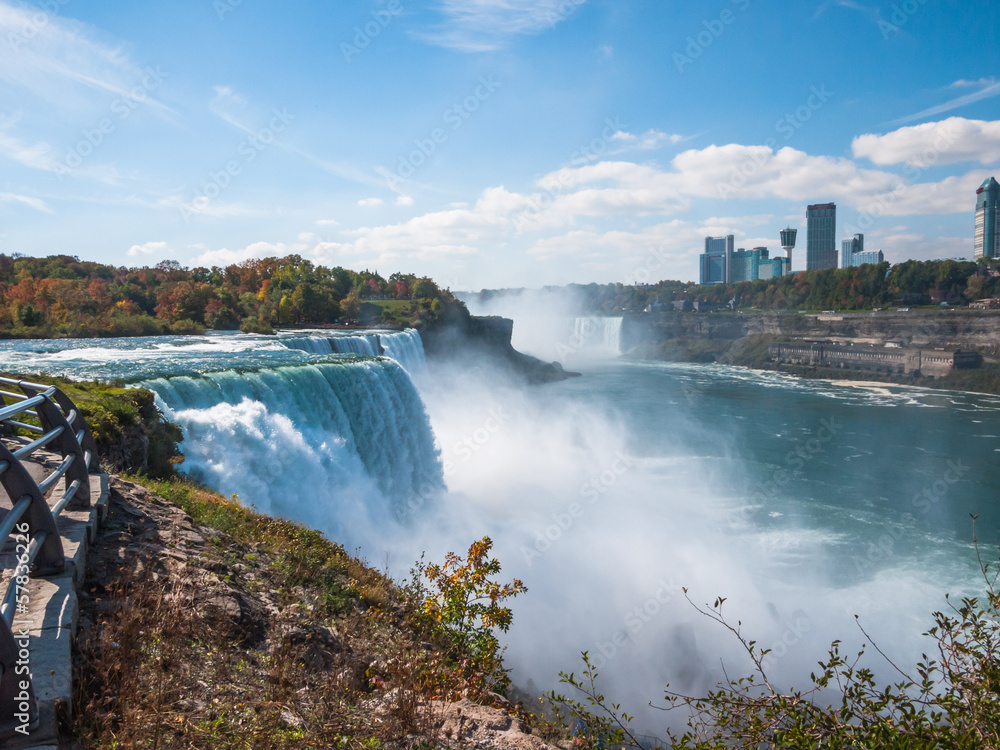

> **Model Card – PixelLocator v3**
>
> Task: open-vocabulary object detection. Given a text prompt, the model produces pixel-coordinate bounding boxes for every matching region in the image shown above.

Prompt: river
[2,324,996,734]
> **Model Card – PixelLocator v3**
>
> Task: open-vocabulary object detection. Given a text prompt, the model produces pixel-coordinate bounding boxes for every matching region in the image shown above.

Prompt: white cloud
[852,117,1000,167]
[414,0,587,51]
[316,218,340,226]
[196,130,982,285]
[127,240,168,257]
[395,195,414,207]
[0,192,52,212]
[611,129,684,150]
[193,241,299,268]
[358,197,384,208]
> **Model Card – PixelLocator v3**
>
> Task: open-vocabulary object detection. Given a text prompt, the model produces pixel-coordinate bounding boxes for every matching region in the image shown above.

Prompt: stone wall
[622,309,1000,356]
[768,342,961,377]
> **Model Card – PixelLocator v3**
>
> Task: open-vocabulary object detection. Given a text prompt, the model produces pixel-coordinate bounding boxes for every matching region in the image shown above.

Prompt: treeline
[678,259,996,311]
[474,259,1000,315]
[0,254,456,338]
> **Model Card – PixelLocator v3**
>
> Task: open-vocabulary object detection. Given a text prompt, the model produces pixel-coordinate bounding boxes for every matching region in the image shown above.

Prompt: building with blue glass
[806,203,837,271]
[975,176,999,259]
[700,235,734,284]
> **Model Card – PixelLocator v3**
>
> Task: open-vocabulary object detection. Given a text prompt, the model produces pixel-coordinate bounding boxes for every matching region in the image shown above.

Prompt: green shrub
[240,317,275,335]
[411,536,526,698]
[168,318,206,336]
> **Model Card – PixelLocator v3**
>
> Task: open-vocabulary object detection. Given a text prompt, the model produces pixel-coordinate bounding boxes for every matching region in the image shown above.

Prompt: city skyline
[0,2,997,289]
[698,177,995,284]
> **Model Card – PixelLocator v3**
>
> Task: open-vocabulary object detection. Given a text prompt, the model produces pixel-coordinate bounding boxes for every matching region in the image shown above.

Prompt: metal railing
[0,377,99,740]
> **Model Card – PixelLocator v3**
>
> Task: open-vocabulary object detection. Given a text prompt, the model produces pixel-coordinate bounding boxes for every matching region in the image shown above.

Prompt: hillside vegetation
[0,253,463,338]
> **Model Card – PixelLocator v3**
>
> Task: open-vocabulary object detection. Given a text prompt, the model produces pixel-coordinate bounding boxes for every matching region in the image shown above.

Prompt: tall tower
[975,176,999,259]
[806,203,837,271]
[780,227,797,273]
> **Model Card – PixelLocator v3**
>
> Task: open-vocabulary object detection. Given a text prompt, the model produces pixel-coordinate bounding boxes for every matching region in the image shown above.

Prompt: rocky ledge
[73,477,561,749]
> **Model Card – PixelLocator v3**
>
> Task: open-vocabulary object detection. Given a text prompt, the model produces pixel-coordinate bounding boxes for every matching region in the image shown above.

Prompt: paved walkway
[1,464,108,750]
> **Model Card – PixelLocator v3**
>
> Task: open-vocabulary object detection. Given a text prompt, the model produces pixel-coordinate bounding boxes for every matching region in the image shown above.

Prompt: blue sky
[0,0,997,289]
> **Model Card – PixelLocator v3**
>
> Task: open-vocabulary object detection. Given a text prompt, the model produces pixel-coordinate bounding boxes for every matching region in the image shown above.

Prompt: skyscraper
[974,176,999,260]
[841,233,863,268]
[700,235,734,284]
[806,203,837,271]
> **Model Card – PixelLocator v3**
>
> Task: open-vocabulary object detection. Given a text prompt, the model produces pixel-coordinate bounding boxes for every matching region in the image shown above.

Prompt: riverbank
[73,475,554,749]
[621,311,1000,397]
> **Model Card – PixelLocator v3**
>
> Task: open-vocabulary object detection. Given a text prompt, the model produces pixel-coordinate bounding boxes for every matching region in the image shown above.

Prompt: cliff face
[622,310,1000,356]
[420,314,577,384]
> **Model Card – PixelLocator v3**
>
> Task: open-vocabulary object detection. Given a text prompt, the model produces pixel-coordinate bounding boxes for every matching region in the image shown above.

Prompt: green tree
[277,294,294,325]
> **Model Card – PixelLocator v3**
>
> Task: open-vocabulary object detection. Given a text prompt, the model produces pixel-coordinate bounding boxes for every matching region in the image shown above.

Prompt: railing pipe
[0,378,101,739]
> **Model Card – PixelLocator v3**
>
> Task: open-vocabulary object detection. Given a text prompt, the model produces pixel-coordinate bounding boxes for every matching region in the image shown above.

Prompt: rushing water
[3,326,997,733]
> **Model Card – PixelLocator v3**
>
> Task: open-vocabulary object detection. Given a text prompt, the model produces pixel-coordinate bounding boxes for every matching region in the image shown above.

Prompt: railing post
[21,387,91,508]
[0,395,9,436]
[0,445,64,578]
[43,388,100,474]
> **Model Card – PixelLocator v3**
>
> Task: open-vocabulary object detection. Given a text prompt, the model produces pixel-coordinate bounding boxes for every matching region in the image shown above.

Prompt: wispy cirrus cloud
[0,192,52,212]
[891,78,1000,125]
[812,0,883,24]
[0,1,172,114]
[0,120,52,171]
[413,0,586,52]
[208,85,384,189]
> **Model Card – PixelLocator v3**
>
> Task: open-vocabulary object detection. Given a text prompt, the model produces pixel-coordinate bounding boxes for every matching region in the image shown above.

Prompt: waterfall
[279,329,427,374]
[571,317,623,356]
[329,334,381,357]
[141,358,443,535]
[280,336,334,354]
[378,329,427,375]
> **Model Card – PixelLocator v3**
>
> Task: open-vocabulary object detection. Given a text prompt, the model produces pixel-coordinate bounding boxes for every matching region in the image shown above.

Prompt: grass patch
[0,372,182,477]
[126,475,390,616]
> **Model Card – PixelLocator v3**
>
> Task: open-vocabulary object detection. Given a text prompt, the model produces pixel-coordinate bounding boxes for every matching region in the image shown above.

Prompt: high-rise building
[841,233,863,268]
[974,176,999,259]
[806,203,837,271]
[700,235,734,284]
